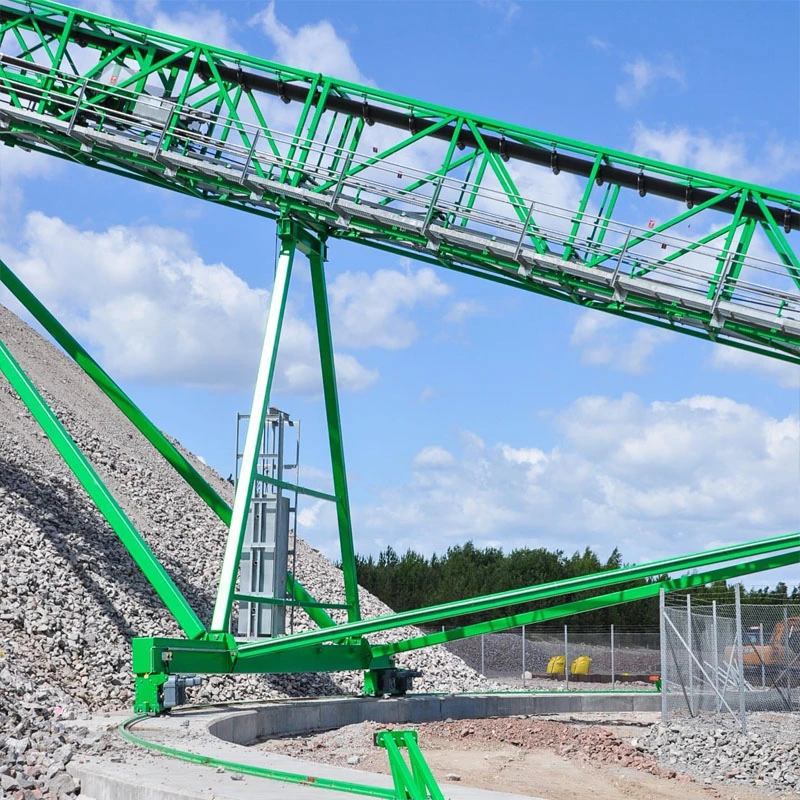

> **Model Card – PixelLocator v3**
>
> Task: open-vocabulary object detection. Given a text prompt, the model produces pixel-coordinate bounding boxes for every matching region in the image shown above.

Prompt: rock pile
[444,631,660,678]
[0,304,494,790]
[443,632,551,676]
[0,654,107,800]
[638,715,800,793]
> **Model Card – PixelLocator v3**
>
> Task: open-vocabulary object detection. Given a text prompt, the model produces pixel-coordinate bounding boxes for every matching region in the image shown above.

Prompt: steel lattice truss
[0,0,799,361]
[0,0,799,716]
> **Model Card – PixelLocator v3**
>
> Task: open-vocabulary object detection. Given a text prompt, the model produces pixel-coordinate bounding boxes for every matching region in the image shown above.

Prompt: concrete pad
[76,692,660,800]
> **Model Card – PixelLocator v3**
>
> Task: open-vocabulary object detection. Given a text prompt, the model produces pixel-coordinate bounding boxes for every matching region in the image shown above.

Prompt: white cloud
[588,36,610,51]
[0,147,58,221]
[712,347,800,389]
[413,446,456,469]
[444,300,485,323]
[632,123,800,184]
[253,2,371,84]
[356,394,800,564]
[615,56,686,107]
[147,6,242,52]
[477,0,521,23]
[0,213,377,393]
[570,311,670,374]
[416,386,436,404]
[73,0,242,51]
[329,266,450,350]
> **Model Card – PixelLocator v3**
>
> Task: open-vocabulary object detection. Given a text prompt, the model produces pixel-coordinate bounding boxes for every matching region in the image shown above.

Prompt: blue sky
[1,0,799,586]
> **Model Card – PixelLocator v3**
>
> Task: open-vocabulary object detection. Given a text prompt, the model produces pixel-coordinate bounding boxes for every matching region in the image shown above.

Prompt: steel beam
[0,336,206,639]
[237,532,800,658]
[211,225,295,633]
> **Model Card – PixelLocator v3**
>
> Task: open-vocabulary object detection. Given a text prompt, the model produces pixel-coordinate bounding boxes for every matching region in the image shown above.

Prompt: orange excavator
[725,617,800,678]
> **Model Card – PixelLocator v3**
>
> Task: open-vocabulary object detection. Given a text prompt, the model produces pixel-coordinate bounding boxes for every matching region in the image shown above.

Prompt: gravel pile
[0,304,494,792]
[0,653,115,799]
[443,632,551,676]
[445,631,660,677]
[637,715,800,793]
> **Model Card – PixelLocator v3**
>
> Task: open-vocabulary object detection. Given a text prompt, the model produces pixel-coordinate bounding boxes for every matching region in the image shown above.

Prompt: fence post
[660,588,668,723]
[610,623,615,689]
[564,625,569,690]
[481,634,485,676]
[686,593,693,714]
[784,606,791,701]
[521,625,526,686]
[712,600,719,704]
[759,622,765,688]
[735,584,746,734]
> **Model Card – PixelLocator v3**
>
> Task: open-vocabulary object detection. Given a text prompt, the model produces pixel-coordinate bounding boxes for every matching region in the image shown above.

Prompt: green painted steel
[0,255,336,629]
[236,531,800,659]
[375,731,444,800]
[0,0,798,363]
[309,245,362,623]
[370,548,800,659]
[0,0,798,718]
[254,472,338,504]
[212,227,295,633]
[120,715,399,798]
[0,337,206,640]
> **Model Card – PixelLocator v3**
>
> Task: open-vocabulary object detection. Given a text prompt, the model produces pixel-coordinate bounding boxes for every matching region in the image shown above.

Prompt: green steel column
[0,337,206,639]
[308,244,362,622]
[211,225,296,633]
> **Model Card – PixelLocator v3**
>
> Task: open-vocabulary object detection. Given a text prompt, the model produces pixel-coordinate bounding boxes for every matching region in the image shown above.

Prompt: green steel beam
[236,531,800,660]
[371,548,800,659]
[285,574,337,629]
[253,472,338,504]
[232,593,349,611]
[308,240,362,623]
[211,224,295,633]
[0,255,336,629]
[0,336,206,640]
[0,0,795,369]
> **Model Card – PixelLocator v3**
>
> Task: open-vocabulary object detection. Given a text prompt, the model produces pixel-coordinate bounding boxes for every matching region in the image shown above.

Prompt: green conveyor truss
[0,0,797,716]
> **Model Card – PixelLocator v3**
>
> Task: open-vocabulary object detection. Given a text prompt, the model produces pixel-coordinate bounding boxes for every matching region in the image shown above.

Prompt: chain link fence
[442,625,661,688]
[662,588,800,732]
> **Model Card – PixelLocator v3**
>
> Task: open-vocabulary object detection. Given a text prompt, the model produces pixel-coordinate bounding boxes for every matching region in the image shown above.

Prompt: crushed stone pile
[0,303,495,792]
[445,631,660,677]
[0,655,113,799]
[638,715,800,793]
[443,632,550,676]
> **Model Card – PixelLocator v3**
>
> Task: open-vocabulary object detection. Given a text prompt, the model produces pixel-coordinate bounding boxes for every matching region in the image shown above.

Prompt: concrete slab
[74,691,660,800]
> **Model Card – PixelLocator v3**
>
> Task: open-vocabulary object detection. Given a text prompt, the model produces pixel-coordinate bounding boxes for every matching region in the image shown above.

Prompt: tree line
[352,543,800,630]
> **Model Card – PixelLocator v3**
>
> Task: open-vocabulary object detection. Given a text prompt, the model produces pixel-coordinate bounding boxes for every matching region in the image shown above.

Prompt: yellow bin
[546,655,566,674]
[570,655,592,675]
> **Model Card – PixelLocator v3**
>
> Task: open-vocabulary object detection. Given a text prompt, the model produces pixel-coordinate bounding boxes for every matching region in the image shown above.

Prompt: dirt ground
[259,713,794,800]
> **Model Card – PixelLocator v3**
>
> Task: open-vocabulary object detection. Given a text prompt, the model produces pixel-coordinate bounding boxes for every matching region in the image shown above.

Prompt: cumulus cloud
[329,266,450,350]
[349,394,800,563]
[0,213,377,393]
[615,56,686,107]
[253,2,371,84]
[632,123,800,185]
[444,300,486,324]
[413,445,456,468]
[570,311,670,374]
[712,347,800,389]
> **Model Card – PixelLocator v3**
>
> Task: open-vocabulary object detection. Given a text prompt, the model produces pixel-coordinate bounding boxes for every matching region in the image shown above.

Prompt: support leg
[308,247,362,623]
[211,226,296,633]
